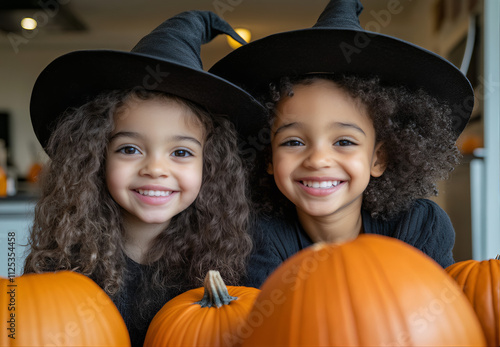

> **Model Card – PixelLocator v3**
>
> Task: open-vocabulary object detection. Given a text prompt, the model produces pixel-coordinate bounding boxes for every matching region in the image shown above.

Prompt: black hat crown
[132,10,246,70]
[313,0,363,30]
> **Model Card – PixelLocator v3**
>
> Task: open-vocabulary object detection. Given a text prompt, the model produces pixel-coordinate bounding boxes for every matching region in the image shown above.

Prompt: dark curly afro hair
[249,74,461,220]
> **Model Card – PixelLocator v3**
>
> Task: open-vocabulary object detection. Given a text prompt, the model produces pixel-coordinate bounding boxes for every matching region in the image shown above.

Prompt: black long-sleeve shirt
[244,199,455,288]
[112,258,189,347]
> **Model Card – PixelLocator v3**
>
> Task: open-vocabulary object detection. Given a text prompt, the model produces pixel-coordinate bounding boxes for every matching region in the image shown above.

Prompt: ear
[267,162,274,175]
[370,142,387,178]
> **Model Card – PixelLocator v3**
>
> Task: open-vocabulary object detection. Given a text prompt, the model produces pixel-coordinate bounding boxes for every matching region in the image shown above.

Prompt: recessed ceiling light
[20,17,37,30]
[0,4,86,33]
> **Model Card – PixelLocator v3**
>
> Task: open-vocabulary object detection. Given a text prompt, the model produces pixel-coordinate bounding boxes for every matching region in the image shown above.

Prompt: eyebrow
[109,131,202,147]
[172,135,202,147]
[334,122,366,136]
[273,121,366,137]
[109,131,141,142]
[273,122,301,136]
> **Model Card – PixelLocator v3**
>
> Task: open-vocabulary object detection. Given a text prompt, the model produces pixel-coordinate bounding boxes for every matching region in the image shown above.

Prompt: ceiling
[0,0,423,68]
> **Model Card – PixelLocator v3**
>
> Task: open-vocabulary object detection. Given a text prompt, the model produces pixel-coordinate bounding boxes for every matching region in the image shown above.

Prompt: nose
[139,154,170,178]
[303,143,333,170]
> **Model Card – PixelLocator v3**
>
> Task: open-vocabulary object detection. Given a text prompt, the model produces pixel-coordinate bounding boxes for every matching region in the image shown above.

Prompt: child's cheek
[346,156,372,186]
[177,162,203,198]
[270,155,293,193]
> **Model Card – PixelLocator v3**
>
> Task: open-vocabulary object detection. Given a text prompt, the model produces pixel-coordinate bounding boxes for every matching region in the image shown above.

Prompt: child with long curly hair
[24,10,265,346]
[209,0,474,288]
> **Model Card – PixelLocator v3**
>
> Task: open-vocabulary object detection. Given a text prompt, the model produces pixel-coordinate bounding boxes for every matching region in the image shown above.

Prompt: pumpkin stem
[195,270,238,308]
[495,254,500,260]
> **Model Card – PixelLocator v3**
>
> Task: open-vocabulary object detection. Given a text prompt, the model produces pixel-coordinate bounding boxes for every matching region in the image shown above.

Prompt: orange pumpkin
[446,255,500,346]
[144,270,260,346]
[27,162,43,183]
[241,234,486,346]
[0,271,130,346]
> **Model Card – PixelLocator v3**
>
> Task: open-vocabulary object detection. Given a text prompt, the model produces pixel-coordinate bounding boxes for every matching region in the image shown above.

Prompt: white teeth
[302,180,340,188]
[137,189,172,197]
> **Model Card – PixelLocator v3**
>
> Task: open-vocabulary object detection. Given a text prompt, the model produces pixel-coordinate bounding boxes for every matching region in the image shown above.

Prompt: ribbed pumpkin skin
[446,258,500,346]
[144,284,260,346]
[241,234,486,346]
[1,271,130,346]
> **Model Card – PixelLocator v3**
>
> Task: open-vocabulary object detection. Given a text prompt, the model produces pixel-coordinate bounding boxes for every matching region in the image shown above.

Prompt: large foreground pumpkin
[144,270,260,346]
[446,255,500,346]
[0,271,130,346]
[241,234,486,346]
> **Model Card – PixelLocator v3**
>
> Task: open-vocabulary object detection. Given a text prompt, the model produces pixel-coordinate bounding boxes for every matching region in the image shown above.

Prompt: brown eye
[118,146,140,155]
[281,140,304,147]
[335,139,354,146]
[172,149,193,157]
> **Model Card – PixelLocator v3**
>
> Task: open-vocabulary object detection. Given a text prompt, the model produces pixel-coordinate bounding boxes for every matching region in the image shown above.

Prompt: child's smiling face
[269,79,385,221]
[106,96,205,228]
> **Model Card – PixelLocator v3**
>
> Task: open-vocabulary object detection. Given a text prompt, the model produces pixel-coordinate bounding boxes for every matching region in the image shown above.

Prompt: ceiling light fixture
[227,28,251,49]
[0,1,86,33]
[20,17,37,30]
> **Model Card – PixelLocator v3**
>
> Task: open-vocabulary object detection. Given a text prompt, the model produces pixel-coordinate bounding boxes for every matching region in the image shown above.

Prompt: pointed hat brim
[30,10,267,150]
[30,50,267,149]
[209,27,474,139]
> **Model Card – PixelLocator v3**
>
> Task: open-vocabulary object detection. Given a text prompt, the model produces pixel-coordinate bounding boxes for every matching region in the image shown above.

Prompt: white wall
[0,31,146,176]
[2,47,54,175]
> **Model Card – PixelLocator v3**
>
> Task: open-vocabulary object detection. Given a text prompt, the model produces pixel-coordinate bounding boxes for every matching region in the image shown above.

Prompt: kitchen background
[0,0,498,276]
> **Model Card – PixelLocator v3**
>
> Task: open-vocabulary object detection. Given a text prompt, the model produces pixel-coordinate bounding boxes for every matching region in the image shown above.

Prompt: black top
[112,257,189,347]
[244,199,455,288]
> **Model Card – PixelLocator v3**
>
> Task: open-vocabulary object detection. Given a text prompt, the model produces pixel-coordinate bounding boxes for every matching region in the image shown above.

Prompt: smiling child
[269,79,385,244]
[24,11,265,346]
[209,0,474,288]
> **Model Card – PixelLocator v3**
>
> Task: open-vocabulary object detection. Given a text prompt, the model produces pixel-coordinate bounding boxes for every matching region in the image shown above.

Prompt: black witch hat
[209,0,474,138]
[30,10,267,149]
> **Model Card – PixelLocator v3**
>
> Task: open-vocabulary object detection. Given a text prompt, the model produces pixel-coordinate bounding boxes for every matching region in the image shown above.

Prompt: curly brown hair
[251,74,461,220]
[24,89,252,295]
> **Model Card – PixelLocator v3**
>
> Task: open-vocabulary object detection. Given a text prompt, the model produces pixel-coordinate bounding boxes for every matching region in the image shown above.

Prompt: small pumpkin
[144,270,260,346]
[27,162,43,183]
[446,255,500,346]
[0,271,130,346]
[241,234,486,346]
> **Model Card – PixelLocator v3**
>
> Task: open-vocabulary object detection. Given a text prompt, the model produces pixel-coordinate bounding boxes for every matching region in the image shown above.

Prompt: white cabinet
[0,199,36,278]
